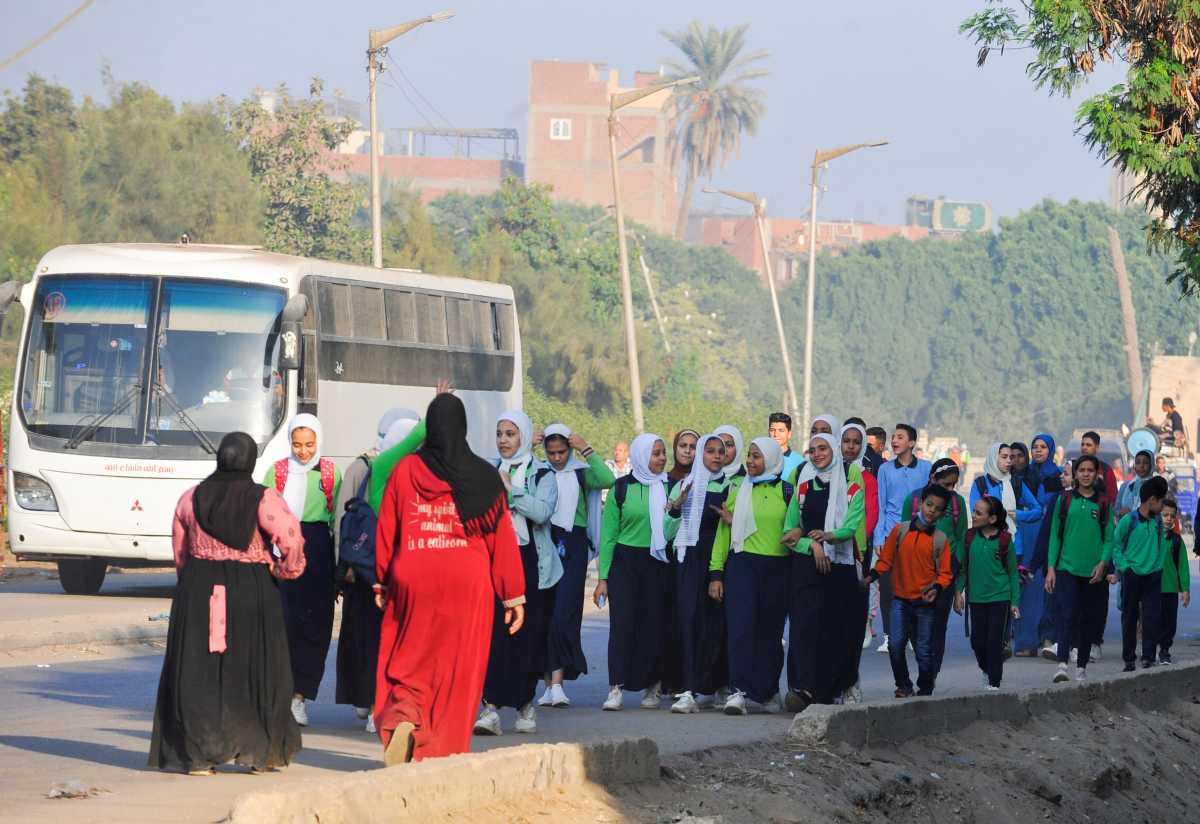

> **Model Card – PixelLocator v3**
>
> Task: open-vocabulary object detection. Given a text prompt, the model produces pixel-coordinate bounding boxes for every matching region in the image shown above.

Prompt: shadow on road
[0,734,147,770]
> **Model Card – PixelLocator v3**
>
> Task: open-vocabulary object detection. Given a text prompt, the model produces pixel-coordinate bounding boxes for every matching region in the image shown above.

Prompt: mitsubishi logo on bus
[131,500,144,512]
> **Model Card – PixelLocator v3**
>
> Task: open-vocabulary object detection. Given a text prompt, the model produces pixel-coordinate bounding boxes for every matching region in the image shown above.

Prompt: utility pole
[633,234,671,353]
[608,75,698,432]
[367,11,455,268]
[1109,225,1144,423]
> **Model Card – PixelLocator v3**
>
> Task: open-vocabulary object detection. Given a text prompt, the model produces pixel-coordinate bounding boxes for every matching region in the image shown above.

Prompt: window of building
[550,118,572,141]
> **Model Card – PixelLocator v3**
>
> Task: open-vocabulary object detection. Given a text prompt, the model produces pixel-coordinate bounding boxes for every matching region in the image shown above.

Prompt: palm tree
[661,22,768,241]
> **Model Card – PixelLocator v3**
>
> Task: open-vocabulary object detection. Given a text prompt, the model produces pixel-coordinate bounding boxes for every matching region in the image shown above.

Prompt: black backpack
[338,457,378,586]
[1057,491,1109,545]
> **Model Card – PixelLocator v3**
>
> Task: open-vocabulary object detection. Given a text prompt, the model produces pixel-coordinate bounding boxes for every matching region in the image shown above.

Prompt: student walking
[668,433,731,713]
[769,413,805,482]
[593,433,680,711]
[373,394,525,763]
[150,433,306,774]
[838,422,878,697]
[713,425,747,483]
[872,424,933,654]
[864,484,953,697]
[954,496,1020,690]
[1158,497,1191,664]
[538,423,614,708]
[335,409,421,733]
[1112,475,1169,671]
[783,432,865,711]
[1116,450,1156,518]
[709,437,792,715]
[1016,434,1062,658]
[1045,455,1115,683]
[668,430,700,484]
[266,414,342,727]
[476,410,561,736]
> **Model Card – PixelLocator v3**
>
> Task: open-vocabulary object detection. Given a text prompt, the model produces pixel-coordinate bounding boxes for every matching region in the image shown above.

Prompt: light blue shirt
[873,456,933,547]
[781,449,804,486]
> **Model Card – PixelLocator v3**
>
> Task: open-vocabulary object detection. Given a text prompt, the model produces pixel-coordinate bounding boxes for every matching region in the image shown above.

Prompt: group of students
[147,391,1196,774]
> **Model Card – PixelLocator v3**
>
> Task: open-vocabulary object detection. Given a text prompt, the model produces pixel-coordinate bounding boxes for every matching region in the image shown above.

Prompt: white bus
[2,242,521,594]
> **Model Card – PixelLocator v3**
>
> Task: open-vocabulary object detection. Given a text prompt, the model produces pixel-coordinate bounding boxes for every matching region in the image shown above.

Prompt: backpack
[911,491,961,526]
[338,457,377,586]
[1118,509,1163,560]
[962,527,1013,581]
[893,520,948,579]
[1056,491,1109,546]
[273,457,336,513]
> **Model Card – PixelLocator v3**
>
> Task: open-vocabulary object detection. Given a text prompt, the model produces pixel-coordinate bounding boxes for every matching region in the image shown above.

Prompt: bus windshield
[20,275,288,455]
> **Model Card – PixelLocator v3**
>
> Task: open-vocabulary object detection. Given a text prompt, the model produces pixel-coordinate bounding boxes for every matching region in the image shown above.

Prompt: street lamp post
[367,11,455,269]
[608,75,698,432]
[705,187,798,424]
[802,141,888,425]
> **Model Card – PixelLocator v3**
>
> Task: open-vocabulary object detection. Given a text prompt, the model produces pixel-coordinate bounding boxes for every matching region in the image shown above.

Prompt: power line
[387,57,455,131]
[0,0,97,72]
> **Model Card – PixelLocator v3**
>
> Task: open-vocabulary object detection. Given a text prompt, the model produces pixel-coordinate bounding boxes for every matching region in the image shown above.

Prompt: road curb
[0,623,170,652]
[789,661,1200,747]
[228,736,658,823]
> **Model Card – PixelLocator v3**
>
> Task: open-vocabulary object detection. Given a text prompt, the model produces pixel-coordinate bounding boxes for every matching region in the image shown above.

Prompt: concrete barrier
[228,737,658,824]
[790,662,1200,748]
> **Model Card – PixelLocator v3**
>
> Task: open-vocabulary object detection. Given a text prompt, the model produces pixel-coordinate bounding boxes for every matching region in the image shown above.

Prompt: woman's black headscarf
[416,394,505,533]
[193,432,266,550]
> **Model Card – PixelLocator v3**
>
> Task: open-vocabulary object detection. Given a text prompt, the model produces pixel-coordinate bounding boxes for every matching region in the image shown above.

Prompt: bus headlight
[12,472,58,511]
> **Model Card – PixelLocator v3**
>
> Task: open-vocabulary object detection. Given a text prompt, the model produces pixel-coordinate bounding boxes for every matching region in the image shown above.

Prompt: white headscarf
[674,433,725,560]
[810,414,839,436]
[376,407,421,452]
[730,437,784,552]
[543,423,604,557]
[380,417,419,452]
[630,432,670,562]
[497,410,534,544]
[713,424,745,482]
[841,422,868,471]
[283,413,322,518]
[795,433,853,554]
[983,442,1018,534]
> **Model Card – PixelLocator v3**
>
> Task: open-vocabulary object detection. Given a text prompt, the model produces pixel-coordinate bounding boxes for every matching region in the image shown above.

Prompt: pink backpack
[274,458,336,513]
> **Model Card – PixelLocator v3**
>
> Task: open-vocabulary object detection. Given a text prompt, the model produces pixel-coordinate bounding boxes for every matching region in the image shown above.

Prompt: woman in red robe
[373,394,526,764]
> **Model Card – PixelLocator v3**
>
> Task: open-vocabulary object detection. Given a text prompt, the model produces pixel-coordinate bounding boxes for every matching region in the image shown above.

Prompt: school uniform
[901,488,968,675]
[1112,511,1166,666]
[873,456,933,637]
[1047,492,1115,669]
[1159,529,1190,660]
[710,476,791,705]
[599,475,681,692]
[957,529,1019,687]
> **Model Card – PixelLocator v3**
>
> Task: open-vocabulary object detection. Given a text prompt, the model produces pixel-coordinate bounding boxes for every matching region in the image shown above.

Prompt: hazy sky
[3,0,1127,225]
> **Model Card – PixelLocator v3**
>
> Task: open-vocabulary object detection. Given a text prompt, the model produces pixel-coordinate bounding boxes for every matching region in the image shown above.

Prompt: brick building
[337,153,524,203]
[526,60,679,235]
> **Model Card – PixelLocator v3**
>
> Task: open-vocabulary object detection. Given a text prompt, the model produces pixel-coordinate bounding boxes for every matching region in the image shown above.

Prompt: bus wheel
[57,559,108,595]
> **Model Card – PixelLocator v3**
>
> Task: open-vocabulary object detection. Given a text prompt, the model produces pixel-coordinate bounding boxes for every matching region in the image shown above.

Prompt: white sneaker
[985,685,1001,692]
[876,634,890,653]
[713,687,730,710]
[1069,647,1078,665]
[549,683,570,707]
[761,694,783,714]
[1075,667,1087,683]
[863,629,874,649]
[354,706,370,720]
[723,690,748,716]
[536,687,555,707]
[843,684,863,705]
[473,706,502,736]
[982,672,990,690]
[1052,663,1070,683]
[365,714,376,734]
[671,691,700,714]
[514,702,536,733]
[694,692,716,709]
[291,697,309,727]
[1091,644,1102,662]
[602,686,623,711]
[640,682,662,709]
[1040,642,1058,661]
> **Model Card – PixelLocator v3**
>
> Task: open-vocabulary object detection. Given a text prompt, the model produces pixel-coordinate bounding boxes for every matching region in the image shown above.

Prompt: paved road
[1,563,1198,822]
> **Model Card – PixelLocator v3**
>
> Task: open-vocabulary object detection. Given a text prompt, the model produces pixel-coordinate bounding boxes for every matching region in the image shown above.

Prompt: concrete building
[526,60,678,235]
[692,213,930,286]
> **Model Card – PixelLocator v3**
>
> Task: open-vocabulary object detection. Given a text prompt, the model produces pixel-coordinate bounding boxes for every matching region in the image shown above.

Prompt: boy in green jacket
[1110,475,1169,671]
[1158,498,1191,665]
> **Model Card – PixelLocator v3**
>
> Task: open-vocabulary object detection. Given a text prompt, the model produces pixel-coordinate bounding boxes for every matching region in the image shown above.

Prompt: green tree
[961,1,1200,291]
[227,80,366,261]
[661,22,768,240]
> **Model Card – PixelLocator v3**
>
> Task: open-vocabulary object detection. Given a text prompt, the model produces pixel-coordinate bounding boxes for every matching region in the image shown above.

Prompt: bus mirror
[282,293,309,324]
[280,321,302,371]
[0,280,20,316]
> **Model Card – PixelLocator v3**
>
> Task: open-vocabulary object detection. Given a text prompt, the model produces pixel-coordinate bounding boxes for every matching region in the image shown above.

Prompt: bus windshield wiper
[151,382,217,454]
[64,382,143,449]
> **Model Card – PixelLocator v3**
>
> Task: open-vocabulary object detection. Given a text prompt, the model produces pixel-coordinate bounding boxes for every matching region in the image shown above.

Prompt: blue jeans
[889,598,936,693]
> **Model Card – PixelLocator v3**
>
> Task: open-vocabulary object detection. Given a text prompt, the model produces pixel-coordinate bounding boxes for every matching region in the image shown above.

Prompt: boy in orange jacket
[863,484,953,697]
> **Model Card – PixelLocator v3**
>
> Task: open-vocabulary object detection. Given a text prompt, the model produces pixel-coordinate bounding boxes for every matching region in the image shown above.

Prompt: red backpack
[274,458,336,513]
